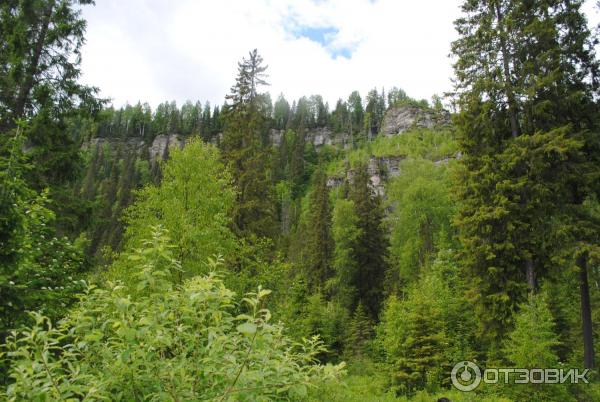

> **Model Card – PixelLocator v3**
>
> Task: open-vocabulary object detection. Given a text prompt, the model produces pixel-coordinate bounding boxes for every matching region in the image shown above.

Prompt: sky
[79,0,600,109]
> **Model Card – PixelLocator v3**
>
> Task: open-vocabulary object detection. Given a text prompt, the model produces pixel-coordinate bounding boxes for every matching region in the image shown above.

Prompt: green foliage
[222,50,277,239]
[2,227,343,401]
[377,249,477,396]
[308,370,398,402]
[387,158,454,287]
[78,139,154,258]
[115,137,236,283]
[344,303,374,360]
[348,164,388,318]
[278,287,349,360]
[326,128,457,177]
[330,198,361,309]
[499,293,573,402]
[0,132,86,338]
[304,169,333,291]
[225,236,289,299]
[379,285,448,395]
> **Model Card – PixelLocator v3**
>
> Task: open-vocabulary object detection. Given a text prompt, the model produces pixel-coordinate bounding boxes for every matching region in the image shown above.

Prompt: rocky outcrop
[86,137,146,153]
[270,127,351,149]
[381,105,451,136]
[327,155,405,197]
[148,134,185,165]
[84,133,186,166]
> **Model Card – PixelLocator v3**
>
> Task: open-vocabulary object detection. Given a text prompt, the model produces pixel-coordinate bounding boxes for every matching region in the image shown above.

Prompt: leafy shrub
[2,227,343,401]
[0,132,86,338]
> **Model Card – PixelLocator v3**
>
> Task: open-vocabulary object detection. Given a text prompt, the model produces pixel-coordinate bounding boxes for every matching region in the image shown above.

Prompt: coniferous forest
[1,1,600,401]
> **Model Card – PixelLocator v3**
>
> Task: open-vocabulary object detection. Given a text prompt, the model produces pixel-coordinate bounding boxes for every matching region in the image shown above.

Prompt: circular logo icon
[451,361,482,392]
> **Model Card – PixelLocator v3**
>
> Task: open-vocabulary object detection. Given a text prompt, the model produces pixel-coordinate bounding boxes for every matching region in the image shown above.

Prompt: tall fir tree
[331,198,361,310]
[221,49,277,239]
[305,168,333,291]
[349,164,388,318]
[0,0,102,190]
[452,0,600,365]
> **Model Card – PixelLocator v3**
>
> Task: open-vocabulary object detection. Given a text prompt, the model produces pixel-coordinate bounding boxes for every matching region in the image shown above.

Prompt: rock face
[148,134,185,166]
[327,155,405,197]
[381,105,451,136]
[86,137,146,153]
[84,133,186,166]
[269,128,351,149]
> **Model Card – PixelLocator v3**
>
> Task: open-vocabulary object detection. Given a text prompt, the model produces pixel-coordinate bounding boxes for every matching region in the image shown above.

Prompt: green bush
[2,227,343,401]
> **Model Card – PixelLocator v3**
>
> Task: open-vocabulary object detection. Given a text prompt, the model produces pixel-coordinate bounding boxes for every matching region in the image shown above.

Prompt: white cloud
[80,0,600,109]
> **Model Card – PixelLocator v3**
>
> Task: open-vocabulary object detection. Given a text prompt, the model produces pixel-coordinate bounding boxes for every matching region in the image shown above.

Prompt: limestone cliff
[381,104,451,136]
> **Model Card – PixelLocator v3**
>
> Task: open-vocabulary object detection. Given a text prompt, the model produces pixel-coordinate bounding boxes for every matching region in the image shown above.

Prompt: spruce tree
[393,301,447,395]
[349,164,388,318]
[305,168,333,291]
[503,294,572,402]
[0,0,100,130]
[273,94,290,130]
[222,49,277,239]
[289,127,306,198]
[452,0,600,364]
[0,0,103,212]
[344,303,374,360]
[331,198,361,310]
[347,91,364,145]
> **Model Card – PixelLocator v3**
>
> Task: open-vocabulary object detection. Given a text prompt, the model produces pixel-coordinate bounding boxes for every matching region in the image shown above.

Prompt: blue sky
[290,26,353,58]
[79,0,600,109]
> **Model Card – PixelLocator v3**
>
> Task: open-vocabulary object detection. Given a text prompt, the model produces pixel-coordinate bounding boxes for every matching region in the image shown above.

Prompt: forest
[1,0,600,401]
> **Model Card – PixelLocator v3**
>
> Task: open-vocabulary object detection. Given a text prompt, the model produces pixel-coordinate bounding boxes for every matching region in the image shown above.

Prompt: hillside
[75,102,454,258]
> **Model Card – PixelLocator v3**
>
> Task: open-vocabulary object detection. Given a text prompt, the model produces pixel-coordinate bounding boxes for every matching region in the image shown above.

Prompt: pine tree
[289,127,306,198]
[331,99,349,134]
[222,49,277,239]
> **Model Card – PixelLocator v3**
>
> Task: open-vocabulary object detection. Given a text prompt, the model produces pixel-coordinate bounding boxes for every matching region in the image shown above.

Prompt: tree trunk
[493,1,521,138]
[526,257,536,294]
[578,252,595,369]
[13,2,54,121]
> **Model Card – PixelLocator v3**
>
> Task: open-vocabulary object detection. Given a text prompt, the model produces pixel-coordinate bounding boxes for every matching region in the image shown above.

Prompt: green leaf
[288,384,307,398]
[236,322,257,336]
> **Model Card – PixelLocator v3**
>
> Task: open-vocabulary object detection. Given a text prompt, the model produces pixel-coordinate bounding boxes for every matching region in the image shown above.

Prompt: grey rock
[269,127,351,149]
[148,134,185,165]
[381,105,451,136]
[326,155,405,197]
